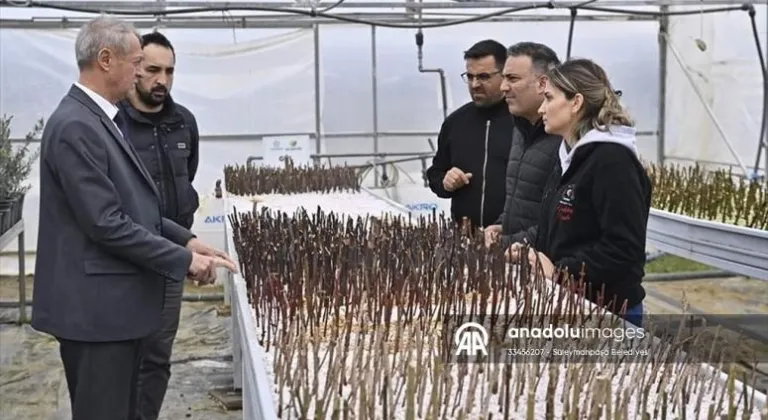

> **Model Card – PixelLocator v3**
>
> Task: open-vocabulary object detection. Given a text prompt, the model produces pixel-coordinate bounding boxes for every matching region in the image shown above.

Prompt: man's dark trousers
[136,278,183,419]
[59,338,144,419]
[136,223,189,420]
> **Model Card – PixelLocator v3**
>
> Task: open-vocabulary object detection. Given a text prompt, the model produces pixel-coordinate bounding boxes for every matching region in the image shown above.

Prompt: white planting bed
[227,189,412,221]
[224,188,768,420]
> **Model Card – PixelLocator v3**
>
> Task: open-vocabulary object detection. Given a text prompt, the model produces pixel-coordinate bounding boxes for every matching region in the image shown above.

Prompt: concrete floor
[0,283,242,420]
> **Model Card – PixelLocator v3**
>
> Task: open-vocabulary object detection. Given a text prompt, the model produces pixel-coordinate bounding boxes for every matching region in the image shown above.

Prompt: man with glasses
[426,39,515,231]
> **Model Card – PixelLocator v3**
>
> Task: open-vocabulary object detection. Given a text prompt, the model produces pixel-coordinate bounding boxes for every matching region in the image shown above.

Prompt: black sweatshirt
[425,100,515,229]
[533,126,652,312]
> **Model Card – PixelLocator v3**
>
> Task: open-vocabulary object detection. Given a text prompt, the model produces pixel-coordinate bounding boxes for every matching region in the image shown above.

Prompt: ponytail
[572,88,634,141]
[547,58,635,142]
[595,88,633,130]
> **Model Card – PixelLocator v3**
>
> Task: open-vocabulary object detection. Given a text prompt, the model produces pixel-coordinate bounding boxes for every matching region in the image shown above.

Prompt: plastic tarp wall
[6,4,744,274]
[663,5,768,175]
[2,24,319,275]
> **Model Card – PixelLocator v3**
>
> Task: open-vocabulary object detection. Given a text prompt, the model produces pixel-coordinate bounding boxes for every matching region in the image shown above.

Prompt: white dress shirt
[74,82,124,136]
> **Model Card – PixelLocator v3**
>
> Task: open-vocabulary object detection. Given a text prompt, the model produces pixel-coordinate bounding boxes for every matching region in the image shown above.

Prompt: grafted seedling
[647,163,768,230]
[225,163,766,419]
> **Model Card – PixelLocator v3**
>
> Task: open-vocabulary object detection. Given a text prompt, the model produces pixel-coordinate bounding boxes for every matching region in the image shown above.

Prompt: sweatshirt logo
[561,185,575,203]
[556,184,576,222]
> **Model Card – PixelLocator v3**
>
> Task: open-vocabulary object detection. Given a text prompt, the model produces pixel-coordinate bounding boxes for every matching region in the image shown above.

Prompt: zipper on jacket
[479,120,491,227]
[153,127,167,212]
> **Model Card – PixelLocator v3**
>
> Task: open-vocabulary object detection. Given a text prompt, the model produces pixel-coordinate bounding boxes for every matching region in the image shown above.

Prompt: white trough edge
[224,204,279,420]
[360,186,413,213]
[223,190,767,419]
[647,208,768,280]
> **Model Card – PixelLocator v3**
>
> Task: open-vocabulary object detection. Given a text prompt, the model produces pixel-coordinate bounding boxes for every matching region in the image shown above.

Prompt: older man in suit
[31,17,237,420]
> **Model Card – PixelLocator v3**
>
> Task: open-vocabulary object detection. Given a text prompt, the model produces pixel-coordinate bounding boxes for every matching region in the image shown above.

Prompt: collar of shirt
[74,82,119,121]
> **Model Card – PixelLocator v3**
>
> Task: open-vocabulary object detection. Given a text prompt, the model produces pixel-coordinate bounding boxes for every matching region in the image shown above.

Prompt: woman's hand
[528,248,555,279]
[505,242,526,262]
[484,224,502,248]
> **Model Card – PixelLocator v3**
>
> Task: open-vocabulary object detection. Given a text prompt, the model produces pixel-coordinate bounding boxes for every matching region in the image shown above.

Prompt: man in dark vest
[484,42,563,249]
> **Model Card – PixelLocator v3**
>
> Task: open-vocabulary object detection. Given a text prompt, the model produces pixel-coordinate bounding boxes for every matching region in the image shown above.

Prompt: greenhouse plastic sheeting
[3,4,767,273]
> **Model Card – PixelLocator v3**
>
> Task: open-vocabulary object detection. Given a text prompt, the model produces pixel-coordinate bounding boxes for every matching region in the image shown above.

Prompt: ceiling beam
[0,0,758,10]
[0,12,656,29]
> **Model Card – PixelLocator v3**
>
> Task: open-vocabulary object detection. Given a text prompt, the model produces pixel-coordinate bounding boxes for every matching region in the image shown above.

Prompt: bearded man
[117,31,201,420]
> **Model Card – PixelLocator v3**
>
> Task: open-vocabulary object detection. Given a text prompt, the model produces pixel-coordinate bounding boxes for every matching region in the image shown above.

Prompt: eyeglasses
[461,71,501,84]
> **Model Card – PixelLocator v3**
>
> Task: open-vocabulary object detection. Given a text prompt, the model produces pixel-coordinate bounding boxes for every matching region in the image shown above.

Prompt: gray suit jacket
[31,85,195,342]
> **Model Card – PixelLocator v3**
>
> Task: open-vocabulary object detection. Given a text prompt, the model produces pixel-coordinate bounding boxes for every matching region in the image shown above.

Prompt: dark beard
[136,86,166,107]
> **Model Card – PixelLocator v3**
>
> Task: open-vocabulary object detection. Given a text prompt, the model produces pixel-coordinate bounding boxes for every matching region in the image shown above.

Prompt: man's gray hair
[506,42,561,75]
[75,16,139,70]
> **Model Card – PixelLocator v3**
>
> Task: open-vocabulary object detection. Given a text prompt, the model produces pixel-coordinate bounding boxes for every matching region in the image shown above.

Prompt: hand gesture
[186,238,238,274]
[484,224,502,247]
[527,248,555,279]
[188,252,238,285]
[504,242,525,262]
[442,167,472,192]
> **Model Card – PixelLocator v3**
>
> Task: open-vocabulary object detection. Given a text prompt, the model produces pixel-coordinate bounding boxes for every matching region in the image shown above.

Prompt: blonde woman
[510,58,652,326]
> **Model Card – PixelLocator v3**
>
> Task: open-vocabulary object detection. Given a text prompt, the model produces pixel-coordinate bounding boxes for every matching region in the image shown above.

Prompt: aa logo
[454,322,488,356]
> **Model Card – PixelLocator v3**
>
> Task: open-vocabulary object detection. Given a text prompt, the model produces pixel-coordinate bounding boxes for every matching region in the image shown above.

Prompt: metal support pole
[656,4,668,165]
[662,31,750,176]
[0,220,26,324]
[155,0,167,15]
[18,229,26,323]
[371,25,380,188]
[565,8,577,59]
[760,85,768,182]
[313,24,322,155]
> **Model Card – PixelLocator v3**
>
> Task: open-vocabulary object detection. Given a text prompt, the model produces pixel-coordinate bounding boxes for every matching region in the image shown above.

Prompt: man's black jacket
[495,117,561,247]
[118,96,200,229]
[531,127,652,312]
[425,100,514,229]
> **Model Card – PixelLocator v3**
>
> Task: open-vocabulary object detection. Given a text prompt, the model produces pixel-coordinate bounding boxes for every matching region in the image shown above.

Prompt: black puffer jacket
[426,100,515,229]
[496,117,561,247]
[118,96,200,229]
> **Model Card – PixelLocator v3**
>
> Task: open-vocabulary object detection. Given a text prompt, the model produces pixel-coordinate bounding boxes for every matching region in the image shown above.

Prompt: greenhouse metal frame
[2,2,767,416]
[2,0,766,178]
